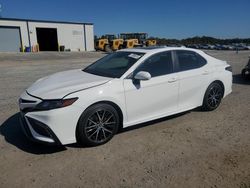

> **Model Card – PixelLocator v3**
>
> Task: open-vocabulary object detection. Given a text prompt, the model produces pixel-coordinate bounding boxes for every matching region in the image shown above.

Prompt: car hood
[27,69,111,99]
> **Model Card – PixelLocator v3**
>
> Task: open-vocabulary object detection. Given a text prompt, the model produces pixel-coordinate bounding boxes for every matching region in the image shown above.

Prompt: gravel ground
[0,50,249,188]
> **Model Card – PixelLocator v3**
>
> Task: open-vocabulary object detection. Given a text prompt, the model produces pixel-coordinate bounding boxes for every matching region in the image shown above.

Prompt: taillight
[225,66,232,72]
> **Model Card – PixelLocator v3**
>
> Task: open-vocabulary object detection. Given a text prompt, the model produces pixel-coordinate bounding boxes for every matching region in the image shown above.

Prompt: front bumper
[19,112,62,145]
[19,91,84,145]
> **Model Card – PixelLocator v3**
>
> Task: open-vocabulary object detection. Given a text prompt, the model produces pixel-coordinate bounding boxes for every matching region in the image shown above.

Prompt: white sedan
[19,47,232,146]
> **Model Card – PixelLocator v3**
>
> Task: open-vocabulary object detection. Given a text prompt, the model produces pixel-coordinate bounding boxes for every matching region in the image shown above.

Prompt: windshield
[83,52,145,78]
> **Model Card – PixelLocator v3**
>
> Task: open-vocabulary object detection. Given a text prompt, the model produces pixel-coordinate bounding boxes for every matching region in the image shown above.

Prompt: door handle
[168,77,178,83]
[202,70,210,75]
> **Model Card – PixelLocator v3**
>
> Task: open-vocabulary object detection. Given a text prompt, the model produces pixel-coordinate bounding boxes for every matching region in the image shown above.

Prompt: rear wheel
[202,82,224,111]
[76,103,119,146]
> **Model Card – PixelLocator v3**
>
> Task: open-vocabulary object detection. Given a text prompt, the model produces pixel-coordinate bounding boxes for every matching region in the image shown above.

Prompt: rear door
[174,50,210,110]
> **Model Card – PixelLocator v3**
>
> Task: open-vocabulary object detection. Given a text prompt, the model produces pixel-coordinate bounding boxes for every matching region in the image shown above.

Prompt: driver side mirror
[134,71,151,81]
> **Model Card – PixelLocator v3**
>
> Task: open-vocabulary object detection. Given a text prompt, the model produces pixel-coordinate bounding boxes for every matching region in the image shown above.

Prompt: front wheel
[76,103,119,146]
[202,82,224,111]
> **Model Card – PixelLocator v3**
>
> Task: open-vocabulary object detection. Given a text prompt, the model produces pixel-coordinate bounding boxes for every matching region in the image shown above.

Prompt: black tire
[104,45,112,53]
[202,82,224,111]
[241,68,250,79]
[76,103,119,146]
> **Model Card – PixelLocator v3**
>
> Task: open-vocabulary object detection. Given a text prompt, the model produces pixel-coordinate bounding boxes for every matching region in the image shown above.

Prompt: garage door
[0,27,22,52]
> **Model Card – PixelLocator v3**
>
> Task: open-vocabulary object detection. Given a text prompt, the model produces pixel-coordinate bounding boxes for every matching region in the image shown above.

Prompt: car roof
[119,46,202,54]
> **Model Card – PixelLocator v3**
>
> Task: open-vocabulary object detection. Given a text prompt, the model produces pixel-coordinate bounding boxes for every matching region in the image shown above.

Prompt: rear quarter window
[176,50,207,71]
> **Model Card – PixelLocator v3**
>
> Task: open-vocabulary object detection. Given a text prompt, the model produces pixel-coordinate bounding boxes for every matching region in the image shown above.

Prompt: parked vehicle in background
[199,44,210,49]
[228,45,236,50]
[146,39,157,46]
[214,44,223,50]
[187,44,199,49]
[95,34,124,52]
[183,43,250,51]
[95,38,112,52]
[234,44,249,51]
[19,47,232,146]
[104,34,124,51]
[209,45,215,49]
[120,33,157,48]
[241,56,250,79]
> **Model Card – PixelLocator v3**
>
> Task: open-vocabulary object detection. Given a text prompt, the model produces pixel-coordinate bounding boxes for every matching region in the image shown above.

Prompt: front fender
[66,79,128,124]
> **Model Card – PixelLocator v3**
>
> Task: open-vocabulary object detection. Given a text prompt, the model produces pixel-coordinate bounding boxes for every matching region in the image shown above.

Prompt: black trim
[19,114,62,145]
[20,113,33,139]
[83,24,87,51]
[172,50,179,72]
[20,98,36,103]
[26,21,31,48]
[0,17,93,25]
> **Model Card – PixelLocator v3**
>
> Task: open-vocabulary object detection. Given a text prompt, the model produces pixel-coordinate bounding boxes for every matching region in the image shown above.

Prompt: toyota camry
[19,47,232,146]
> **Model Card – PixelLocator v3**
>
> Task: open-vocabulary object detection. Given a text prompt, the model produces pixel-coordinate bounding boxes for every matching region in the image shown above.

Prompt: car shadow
[0,113,66,154]
[0,110,193,151]
[233,74,250,85]
[68,111,191,149]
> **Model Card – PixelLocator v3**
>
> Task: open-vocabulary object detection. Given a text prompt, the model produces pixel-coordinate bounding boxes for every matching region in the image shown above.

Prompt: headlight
[35,98,78,111]
[225,66,232,72]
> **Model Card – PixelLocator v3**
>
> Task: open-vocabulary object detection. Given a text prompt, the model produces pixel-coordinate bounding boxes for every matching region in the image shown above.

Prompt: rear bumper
[224,72,233,97]
[19,112,62,145]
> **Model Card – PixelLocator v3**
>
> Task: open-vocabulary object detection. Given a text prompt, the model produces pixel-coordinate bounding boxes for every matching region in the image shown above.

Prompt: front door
[123,51,179,125]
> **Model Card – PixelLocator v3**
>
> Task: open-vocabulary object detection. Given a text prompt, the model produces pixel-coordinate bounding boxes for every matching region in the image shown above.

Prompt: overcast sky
[0,0,249,39]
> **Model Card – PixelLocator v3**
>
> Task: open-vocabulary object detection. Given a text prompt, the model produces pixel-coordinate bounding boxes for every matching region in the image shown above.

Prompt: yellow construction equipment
[95,33,157,51]
[123,39,140,48]
[95,34,124,52]
[104,34,124,51]
[95,36,112,52]
[146,39,157,46]
[119,33,157,48]
[120,33,143,48]
[111,39,124,50]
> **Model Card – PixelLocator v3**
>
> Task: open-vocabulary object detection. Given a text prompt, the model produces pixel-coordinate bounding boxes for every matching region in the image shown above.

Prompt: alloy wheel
[207,85,223,108]
[85,109,117,143]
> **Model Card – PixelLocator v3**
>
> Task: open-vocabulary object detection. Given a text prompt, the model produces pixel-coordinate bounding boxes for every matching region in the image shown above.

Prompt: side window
[135,51,174,77]
[176,50,207,71]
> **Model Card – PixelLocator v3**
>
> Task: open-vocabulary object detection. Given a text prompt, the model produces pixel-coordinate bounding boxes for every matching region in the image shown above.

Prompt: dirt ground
[0,50,249,188]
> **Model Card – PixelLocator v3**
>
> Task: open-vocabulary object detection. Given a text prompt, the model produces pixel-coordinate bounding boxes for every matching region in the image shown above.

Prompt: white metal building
[0,18,94,52]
